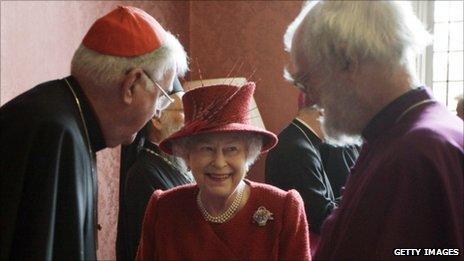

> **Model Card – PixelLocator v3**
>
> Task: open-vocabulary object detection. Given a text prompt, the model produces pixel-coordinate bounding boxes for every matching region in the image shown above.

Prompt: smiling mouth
[206,173,232,181]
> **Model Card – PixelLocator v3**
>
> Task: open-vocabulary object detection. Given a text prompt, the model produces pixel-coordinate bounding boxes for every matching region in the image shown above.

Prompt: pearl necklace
[196,183,245,223]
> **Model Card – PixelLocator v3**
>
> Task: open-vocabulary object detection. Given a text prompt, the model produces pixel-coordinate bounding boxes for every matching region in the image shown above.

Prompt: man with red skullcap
[0,6,187,260]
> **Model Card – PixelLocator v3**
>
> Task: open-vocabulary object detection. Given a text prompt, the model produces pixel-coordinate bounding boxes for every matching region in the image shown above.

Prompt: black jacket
[1,76,105,260]
[117,141,192,261]
[265,118,358,234]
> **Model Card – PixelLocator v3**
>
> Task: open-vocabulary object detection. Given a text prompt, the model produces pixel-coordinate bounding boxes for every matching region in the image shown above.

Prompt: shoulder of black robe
[0,76,105,260]
[118,141,192,261]
[117,78,184,261]
[117,123,147,261]
[320,144,360,198]
[265,118,336,234]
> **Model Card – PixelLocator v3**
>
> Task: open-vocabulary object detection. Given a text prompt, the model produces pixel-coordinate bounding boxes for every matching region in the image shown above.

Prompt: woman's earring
[187,167,191,172]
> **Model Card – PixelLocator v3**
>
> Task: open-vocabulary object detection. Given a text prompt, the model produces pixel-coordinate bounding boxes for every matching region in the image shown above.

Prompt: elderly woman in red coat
[136,82,311,260]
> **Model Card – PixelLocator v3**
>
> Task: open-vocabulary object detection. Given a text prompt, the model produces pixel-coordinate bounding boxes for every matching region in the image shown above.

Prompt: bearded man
[117,78,193,261]
[285,1,463,259]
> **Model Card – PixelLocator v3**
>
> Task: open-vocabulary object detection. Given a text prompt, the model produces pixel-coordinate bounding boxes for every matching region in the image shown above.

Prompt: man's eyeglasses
[143,70,175,117]
[291,71,311,93]
[153,81,174,111]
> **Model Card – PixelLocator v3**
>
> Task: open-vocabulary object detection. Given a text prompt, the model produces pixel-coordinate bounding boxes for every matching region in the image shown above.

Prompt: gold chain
[64,78,94,166]
[64,78,98,249]
[142,147,193,182]
[196,182,244,223]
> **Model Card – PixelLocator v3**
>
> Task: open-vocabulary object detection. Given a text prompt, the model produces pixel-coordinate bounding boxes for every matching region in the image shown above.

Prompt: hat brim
[159,123,278,155]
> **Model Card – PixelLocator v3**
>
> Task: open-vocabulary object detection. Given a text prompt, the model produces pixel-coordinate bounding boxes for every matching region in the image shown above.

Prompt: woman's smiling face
[186,133,248,200]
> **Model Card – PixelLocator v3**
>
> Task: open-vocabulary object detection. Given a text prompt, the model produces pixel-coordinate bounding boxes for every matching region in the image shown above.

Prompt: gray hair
[71,31,188,90]
[284,1,431,80]
[171,132,263,169]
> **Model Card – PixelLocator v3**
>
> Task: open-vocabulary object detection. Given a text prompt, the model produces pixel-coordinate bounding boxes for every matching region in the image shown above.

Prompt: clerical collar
[65,76,106,152]
[292,118,322,149]
[362,87,434,142]
[144,140,162,154]
[294,117,322,141]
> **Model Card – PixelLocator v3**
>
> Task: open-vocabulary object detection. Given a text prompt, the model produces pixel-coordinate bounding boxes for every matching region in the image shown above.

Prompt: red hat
[82,6,166,57]
[159,83,278,155]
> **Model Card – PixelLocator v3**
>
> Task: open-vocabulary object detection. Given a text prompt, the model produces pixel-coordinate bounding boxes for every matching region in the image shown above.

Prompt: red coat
[137,179,311,260]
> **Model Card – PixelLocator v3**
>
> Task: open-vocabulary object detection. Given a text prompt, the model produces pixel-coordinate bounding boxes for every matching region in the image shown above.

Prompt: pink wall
[188,1,304,182]
[1,1,303,259]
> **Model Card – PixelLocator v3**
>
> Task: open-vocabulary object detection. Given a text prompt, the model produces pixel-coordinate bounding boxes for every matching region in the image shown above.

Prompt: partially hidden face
[290,30,363,145]
[186,133,248,200]
[159,92,184,140]
[121,68,175,145]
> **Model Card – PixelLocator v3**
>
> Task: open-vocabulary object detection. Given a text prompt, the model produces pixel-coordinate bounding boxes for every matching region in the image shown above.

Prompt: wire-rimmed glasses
[143,70,175,117]
[291,71,311,93]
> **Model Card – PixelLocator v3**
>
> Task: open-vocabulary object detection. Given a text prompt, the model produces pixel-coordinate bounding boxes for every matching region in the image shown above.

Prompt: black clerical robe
[320,143,359,198]
[265,118,358,234]
[0,76,105,260]
[117,141,193,261]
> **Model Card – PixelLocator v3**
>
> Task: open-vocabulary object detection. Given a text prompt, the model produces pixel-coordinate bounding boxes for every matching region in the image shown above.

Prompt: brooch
[252,206,274,226]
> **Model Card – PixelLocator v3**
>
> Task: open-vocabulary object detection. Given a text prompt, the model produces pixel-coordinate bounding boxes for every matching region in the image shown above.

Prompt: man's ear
[121,68,144,105]
[151,117,163,131]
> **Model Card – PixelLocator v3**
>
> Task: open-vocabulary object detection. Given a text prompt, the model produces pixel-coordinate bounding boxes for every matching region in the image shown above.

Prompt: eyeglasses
[292,71,311,93]
[153,81,174,110]
[143,70,175,117]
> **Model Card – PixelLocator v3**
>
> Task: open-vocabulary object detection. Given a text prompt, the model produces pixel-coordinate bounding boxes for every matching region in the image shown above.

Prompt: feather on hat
[159,82,278,155]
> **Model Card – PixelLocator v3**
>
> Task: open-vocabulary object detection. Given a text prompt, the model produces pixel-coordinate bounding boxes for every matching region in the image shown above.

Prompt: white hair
[71,31,188,89]
[171,132,263,169]
[285,1,432,81]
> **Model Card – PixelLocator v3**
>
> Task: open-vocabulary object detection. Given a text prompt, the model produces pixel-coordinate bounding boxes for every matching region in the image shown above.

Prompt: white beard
[321,121,363,146]
[319,81,364,147]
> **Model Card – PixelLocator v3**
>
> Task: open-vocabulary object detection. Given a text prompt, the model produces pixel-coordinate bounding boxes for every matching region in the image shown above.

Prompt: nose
[211,150,227,169]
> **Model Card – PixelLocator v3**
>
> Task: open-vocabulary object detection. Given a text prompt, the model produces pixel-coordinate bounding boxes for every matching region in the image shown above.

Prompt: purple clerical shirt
[314,87,463,259]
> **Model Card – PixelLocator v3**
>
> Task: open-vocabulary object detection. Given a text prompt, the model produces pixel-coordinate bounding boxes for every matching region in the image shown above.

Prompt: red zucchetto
[82,6,166,57]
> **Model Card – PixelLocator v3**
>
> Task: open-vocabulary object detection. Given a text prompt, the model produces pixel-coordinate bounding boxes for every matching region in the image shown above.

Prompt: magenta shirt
[314,87,463,259]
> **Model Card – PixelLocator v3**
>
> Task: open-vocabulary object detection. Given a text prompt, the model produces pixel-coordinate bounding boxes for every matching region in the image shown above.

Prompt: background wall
[1,1,302,259]
[188,1,303,181]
